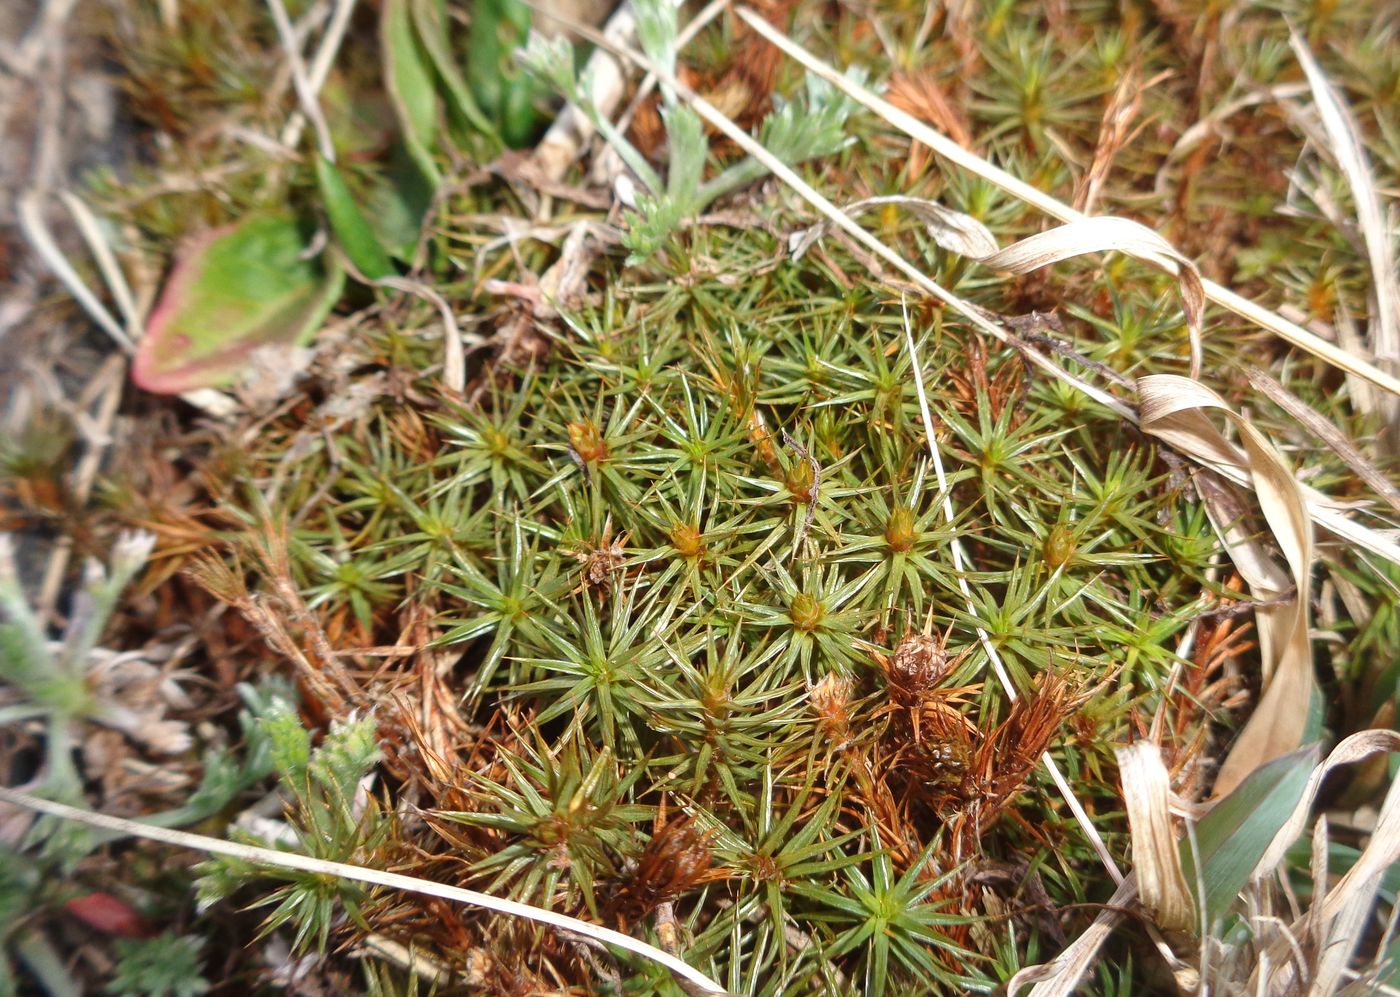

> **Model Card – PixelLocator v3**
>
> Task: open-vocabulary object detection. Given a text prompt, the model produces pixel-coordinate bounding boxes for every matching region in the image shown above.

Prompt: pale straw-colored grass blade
[1138,375,1315,795]
[1118,742,1194,933]
[732,6,1400,402]
[1287,31,1400,405]
[0,786,731,995]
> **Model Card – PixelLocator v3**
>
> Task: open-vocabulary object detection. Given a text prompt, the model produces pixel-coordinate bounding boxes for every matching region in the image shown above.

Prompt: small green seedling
[520,0,861,263]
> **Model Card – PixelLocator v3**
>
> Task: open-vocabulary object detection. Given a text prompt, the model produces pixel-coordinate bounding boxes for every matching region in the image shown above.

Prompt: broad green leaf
[498,74,543,149]
[1181,744,1318,929]
[132,215,344,394]
[313,154,394,280]
[381,0,442,186]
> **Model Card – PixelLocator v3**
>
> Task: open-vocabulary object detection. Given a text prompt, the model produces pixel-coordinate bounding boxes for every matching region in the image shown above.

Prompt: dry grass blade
[371,274,468,394]
[56,190,142,338]
[1077,66,1169,214]
[796,203,1204,376]
[732,6,1400,401]
[560,7,1400,579]
[1159,83,1310,189]
[1248,730,1400,994]
[1010,874,1139,997]
[0,788,732,995]
[789,194,999,260]
[278,0,359,150]
[1138,375,1313,797]
[1117,742,1193,933]
[1245,366,1400,515]
[16,191,133,353]
[1288,31,1400,397]
[265,0,335,161]
[1283,773,1400,995]
[978,217,1204,378]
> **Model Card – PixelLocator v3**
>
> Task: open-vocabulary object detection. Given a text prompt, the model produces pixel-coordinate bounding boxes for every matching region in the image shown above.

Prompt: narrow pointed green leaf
[410,0,498,142]
[313,155,395,280]
[1181,744,1318,929]
[132,215,344,394]
[381,0,442,186]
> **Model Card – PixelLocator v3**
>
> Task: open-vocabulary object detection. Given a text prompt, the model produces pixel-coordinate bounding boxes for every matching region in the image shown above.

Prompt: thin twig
[265,0,336,162]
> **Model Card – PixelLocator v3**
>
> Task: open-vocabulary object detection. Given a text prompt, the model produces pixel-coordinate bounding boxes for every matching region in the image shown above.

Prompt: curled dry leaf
[792,200,1204,377]
[1249,729,1400,890]
[789,194,999,260]
[1016,731,1400,996]
[1137,374,1313,798]
[1250,729,1400,995]
[1117,741,1193,934]
[979,216,1204,380]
